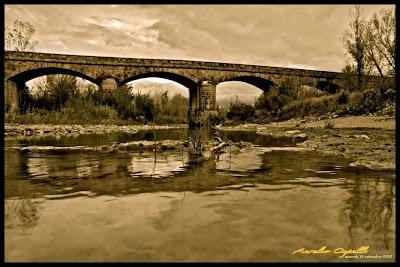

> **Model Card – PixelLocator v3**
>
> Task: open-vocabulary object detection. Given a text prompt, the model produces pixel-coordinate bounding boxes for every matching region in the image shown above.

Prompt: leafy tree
[5,20,39,51]
[47,75,77,110]
[134,93,155,122]
[114,85,136,120]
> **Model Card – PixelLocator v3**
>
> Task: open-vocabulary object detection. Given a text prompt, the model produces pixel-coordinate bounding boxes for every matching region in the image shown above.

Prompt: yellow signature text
[293,246,369,259]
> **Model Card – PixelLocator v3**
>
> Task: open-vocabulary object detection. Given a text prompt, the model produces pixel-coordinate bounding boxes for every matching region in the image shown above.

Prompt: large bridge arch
[4,67,100,112]
[120,71,199,116]
[119,71,198,90]
[7,67,98,85]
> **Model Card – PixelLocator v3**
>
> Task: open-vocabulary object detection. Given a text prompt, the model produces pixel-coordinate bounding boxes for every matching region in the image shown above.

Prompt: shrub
[227,96,255,121]
[336,91,349,105]
[324,120,335,129]
[360,89,383,113]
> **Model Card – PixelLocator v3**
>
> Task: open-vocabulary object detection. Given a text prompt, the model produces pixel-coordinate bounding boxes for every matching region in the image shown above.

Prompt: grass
[324,120,335,129]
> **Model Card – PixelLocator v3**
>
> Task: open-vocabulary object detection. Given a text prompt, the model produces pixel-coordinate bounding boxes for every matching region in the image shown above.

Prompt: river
[4,128,395,262]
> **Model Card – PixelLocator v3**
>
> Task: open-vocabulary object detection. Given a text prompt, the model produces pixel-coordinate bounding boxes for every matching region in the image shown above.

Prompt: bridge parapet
[5,51,344,80]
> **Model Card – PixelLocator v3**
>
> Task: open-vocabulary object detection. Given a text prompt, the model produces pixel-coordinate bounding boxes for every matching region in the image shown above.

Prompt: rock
[285,130,302,136]
[296,133,308,139]
[284,130,307,140]
[34,129,44,135]
[353,134,370,140]
[25,129,33,136]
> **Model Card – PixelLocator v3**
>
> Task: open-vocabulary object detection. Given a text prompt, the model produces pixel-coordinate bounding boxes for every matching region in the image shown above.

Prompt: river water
[4,128,395,262]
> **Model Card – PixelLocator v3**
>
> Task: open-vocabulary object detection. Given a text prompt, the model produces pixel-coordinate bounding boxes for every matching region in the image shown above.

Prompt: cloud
[150,20,221,53]
[5,3,394,95]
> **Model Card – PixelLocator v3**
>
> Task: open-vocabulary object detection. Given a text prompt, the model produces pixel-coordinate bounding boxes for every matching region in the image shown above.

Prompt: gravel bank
[4,123,188,137]
[221,115,396,171]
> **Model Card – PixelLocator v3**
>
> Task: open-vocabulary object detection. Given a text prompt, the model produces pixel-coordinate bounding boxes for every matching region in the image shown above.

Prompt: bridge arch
[316,80,340,94]
[221,76,276,92]
[119,71,198,90]
[7,67,98,85]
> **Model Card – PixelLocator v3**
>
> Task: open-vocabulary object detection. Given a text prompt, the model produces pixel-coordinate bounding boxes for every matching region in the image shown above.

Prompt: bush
[324,120,335,129]
[226,96,256,121]
[336,91,349,105]
[360,89,383,113]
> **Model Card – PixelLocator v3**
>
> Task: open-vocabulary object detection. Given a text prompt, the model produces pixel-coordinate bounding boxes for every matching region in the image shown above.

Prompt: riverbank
[4,123,188,137]
[220,115,396,171]
[4,115,396,171]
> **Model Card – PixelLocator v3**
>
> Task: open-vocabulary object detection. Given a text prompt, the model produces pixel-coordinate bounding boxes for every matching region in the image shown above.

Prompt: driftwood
[210,140,232,154]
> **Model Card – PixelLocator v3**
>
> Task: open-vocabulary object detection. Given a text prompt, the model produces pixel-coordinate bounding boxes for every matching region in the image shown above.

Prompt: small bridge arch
[222,76,276,92]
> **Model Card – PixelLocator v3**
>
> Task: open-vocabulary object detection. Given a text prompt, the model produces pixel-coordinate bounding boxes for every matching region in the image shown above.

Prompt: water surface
[5,129,395,262]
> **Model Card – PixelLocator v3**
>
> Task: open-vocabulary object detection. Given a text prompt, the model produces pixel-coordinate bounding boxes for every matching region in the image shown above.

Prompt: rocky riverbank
[4,123,188,137]
[4,115,396,171]
[220,115,396,171]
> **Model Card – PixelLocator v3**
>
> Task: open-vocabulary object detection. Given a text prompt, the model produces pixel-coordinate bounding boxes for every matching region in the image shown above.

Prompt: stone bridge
[3,51,375,124]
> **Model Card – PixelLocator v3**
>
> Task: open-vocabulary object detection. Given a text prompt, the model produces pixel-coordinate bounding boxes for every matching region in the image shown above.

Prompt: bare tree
[365,8,395,76]
[5,20,39,51]
[343,5,367,91]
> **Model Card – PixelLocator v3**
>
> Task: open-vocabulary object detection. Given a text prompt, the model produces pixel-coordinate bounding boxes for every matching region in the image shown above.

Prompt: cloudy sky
[5,4,394,105]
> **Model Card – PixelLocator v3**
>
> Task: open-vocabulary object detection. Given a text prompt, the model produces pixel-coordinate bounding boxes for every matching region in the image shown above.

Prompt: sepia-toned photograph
[4,3,396,263]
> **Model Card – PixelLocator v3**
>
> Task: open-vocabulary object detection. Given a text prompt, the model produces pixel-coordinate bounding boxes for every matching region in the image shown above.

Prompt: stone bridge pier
[4,79,21,113]
[188,80,218,126]
[100,78,118,92]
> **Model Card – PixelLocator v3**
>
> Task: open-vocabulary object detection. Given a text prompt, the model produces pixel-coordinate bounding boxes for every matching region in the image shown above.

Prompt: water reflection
[26,157,50,180]
[215,149,264,173]
[5,197,41,230]
[75,158,100,178]
[339,177,395,252]
[128,151,189,178]
[4,128,396,262]
[220,130,297,147]
[11,128,189,147]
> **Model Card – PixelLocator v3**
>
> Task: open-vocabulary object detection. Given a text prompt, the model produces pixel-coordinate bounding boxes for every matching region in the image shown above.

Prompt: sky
[5,4,394,105]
